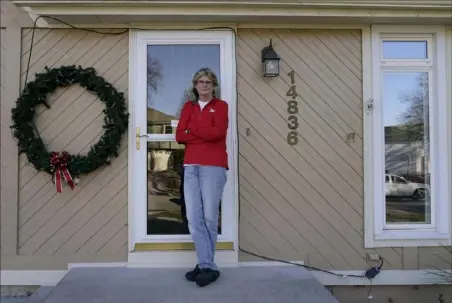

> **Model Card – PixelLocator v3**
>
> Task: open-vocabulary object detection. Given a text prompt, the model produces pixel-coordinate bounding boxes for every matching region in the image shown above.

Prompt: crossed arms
[175,101,229,144]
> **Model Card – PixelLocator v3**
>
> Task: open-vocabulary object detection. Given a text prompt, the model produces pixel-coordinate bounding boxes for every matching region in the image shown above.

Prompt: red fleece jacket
[175,98,229,170]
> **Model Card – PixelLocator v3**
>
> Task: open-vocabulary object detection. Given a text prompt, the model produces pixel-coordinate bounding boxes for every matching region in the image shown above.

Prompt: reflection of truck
[385,174,429,201]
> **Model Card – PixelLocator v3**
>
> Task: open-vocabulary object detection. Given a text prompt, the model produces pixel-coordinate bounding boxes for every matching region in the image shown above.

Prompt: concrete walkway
[1,287,53,303]
[30,266,339,303]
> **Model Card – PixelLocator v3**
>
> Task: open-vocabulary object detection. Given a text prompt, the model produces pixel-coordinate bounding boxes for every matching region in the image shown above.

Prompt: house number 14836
[286,70,298,145]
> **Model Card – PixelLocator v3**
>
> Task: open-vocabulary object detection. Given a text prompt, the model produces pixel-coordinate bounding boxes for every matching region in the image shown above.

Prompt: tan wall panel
[16,28,129,261]
[1,19,449,272]
[1,0,33,260]
[418,247,452,270]
[236,28,403,270]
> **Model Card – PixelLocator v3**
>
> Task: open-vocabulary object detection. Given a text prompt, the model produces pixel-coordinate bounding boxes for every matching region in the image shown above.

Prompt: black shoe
[185,265,201,282]
[195,268,220,287]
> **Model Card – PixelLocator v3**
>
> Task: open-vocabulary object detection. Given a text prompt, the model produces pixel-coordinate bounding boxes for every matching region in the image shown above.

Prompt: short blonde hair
[191,67,220,99]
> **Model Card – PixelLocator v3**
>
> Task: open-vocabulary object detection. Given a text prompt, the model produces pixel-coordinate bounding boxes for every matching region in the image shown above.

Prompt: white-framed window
[363,25,451,248]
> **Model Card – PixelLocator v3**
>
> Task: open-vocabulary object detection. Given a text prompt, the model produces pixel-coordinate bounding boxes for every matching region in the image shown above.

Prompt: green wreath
[10,65,129,192]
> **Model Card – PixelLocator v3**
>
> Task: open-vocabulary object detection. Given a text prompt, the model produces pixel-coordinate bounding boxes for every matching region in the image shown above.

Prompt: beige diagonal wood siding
[2,22,450,271]
[236,29,404,270]
[17,28,129,257]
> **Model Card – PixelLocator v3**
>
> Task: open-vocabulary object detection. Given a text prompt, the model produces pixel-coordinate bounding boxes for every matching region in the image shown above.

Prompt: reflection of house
[147,108,177,135]
[385,125,429,175]
[150,150,172,171]
[146,108,183,170]
[147,142,184,171]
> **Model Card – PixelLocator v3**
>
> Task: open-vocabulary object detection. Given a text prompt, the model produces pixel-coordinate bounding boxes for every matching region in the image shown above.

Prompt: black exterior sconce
[261,38,280,77]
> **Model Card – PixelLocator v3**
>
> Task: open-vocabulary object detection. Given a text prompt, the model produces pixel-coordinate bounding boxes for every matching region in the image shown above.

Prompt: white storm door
[130,30,237,248]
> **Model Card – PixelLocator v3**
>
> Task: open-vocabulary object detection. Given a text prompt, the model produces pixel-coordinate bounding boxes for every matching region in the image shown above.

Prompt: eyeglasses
[196,80,213,85]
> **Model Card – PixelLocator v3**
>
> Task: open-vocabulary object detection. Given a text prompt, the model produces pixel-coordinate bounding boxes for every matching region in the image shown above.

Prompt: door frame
[128,29,238,252]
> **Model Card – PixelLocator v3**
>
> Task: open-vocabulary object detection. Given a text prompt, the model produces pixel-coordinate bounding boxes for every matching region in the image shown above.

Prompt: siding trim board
[9,3,452,26]
[0,27,21,257]
[127,28,134,253]
[12,0,452,10]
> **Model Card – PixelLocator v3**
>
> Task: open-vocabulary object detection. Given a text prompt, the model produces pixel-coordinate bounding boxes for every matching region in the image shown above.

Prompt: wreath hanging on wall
[10,65,129,193]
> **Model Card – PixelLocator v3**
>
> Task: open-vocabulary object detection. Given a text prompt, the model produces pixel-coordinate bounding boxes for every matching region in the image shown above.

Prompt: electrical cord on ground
[241,247,379,302]
[239,247,383,280]
[27,15,383,293]
[367,278,374,302]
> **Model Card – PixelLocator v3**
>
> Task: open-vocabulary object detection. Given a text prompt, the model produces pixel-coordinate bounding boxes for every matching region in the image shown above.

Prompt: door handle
[136,127,148,150]
[136,127,140,150]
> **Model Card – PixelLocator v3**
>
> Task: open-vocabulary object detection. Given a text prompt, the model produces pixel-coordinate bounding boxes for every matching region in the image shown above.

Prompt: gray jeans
[183,165,227,270]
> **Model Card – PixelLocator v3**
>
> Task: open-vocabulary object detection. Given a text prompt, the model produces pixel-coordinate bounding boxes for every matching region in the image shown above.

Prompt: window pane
[383,72,431,224]
[382,41,428,60]
[147,44,220,134]
[145,44,222,235]
[147,142,222,235]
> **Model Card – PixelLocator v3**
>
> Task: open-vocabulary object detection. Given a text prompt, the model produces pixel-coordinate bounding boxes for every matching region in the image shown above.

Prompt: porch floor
[30,266,340,303]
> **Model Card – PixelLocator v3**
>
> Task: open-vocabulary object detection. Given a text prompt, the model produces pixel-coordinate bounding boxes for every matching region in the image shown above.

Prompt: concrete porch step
[40,266,340,303]
[1,286,54,303]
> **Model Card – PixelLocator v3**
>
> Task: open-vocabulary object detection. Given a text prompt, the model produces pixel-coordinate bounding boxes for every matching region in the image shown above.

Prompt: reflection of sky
[147,45,220,117]
[383,72,427,126]
[382,41,428,127]
[383,72,414,126]
[382,41,427,60]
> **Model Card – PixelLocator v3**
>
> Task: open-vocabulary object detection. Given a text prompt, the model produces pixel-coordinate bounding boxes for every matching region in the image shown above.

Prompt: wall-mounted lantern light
[261,38,280,77]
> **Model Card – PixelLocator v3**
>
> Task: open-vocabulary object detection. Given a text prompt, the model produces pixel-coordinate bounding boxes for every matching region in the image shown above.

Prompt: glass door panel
[382,71,431,225]
[146,44,221,236]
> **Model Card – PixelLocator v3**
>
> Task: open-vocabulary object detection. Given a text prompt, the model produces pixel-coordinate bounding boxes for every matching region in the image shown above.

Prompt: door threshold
[134,241,234,251]
[127,250,238,268]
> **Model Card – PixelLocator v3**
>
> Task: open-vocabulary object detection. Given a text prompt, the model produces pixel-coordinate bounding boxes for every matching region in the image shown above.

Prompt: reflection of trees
[175,84,222,118]
[147,56,163,95]
[397,72,429,140]
[175,88,194,118]
[385,73,430,182]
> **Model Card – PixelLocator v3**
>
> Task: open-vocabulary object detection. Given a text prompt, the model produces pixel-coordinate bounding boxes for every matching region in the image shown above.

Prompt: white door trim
[128,29,238,253]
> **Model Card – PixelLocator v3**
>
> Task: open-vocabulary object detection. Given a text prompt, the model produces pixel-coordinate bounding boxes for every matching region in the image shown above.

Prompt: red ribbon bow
[50,151,76,193]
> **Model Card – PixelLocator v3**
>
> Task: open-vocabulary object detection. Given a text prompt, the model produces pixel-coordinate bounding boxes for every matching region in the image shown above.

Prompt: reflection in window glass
[382,72,431,224]
[145,44,222,235]
[146,44,220,134]
[147,142,187,235]
[382,41,428,60]
[146,142,222,235]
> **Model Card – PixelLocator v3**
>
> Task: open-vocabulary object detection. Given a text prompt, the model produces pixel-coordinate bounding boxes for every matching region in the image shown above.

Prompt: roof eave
[11,1,452,25]
[12,0,452,10]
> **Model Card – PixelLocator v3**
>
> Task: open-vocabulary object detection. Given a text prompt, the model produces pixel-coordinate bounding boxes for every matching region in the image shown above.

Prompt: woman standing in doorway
[175,68,229,287]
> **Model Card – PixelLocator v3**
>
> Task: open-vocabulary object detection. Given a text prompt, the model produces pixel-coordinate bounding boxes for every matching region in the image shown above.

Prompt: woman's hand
[175,102,203,144]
